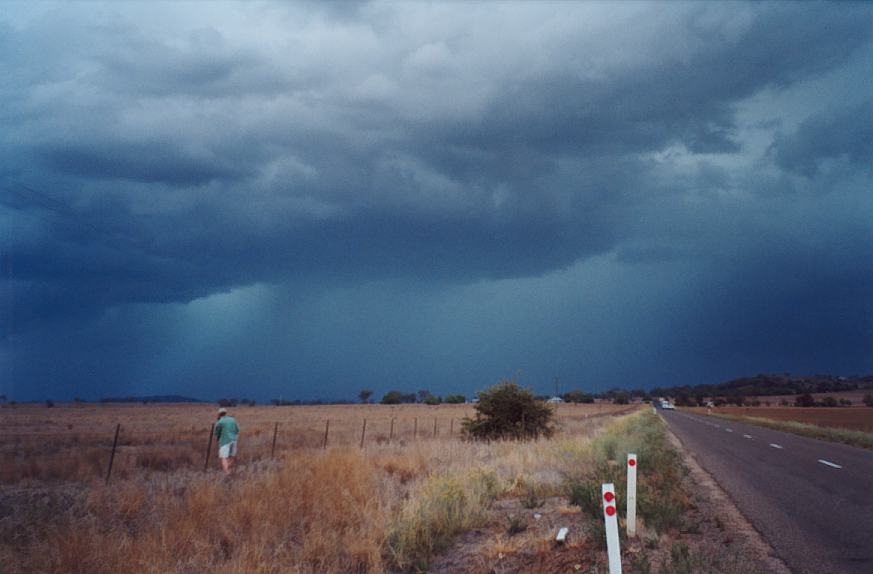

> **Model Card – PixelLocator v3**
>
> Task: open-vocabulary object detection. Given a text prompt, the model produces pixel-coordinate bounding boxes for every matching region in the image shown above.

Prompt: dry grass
[1,402,632,485]
[0,403,633,573]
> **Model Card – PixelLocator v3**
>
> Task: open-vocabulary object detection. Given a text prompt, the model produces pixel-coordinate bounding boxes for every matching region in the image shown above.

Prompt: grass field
[1,402,631,485]
[1,402,783,573]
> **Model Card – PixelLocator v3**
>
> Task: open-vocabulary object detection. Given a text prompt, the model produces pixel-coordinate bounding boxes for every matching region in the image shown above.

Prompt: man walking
[214,407,240,474]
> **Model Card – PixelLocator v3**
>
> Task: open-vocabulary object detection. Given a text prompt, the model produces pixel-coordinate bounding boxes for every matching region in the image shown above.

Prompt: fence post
[450,418,454,437]
[433,417,437,438]
[414,417,417,440]
[389,418,395,442]
[627,454,638,537]
[521,411,526,439]
[323,419,330,450]
[602,483,622,574]
[105,423,121,485]
[360,418,367,449]
[205,423,222,471]
[204,424,214,471]
[271,422,279,458]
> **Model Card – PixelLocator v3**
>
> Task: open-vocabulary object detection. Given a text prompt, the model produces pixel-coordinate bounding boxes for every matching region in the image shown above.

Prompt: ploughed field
[2,402,630,484]
[687,406,873,433]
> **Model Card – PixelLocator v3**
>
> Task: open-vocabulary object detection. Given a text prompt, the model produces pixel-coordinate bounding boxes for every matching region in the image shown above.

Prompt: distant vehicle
[546,396,564,404]
[661,400,675,410]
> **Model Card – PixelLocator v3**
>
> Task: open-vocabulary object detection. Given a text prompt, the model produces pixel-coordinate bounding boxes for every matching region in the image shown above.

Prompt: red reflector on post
[606,505,616,516]
[604,491,615,502]
[629,459,636,466]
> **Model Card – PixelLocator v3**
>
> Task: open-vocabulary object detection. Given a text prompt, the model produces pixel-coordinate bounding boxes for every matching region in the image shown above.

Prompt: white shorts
[218,441,238,459]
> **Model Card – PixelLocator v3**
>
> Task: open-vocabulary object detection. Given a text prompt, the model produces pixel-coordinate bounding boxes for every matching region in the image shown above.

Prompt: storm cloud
[2,2,872,401]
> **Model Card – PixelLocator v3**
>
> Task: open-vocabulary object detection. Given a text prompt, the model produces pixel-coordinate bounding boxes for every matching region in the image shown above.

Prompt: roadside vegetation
[708,413,873,450]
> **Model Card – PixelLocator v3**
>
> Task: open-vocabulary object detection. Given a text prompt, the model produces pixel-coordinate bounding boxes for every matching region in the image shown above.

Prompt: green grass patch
[710,413,873,450]
[387,467,501,572]
[565,412,691,543]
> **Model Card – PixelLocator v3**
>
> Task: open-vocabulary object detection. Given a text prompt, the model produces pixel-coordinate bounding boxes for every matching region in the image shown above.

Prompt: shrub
[820,396,838,407]
[444,394,466,404]
[563,390,594,403]
[423,395,441,406]
[381,391,404,405]
[795,393,815,407]
[863,394,873,407]
[461,380,554,441]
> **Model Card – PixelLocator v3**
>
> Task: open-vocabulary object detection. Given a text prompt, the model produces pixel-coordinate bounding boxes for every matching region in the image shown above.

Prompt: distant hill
[99,395,205,404]
[653,373,873,400]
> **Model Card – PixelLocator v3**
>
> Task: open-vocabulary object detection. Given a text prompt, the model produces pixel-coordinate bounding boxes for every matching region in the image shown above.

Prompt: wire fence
[2,406,635,485]
[1,416,473,484]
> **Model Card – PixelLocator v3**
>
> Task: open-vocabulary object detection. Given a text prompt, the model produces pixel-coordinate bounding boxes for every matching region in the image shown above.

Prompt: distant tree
[820,396,838,408]
[417,389,432,403]
[839,398,853,407]
[563,390,594,404]
[864,394,873,407]
[0,394,8,404]
[612,391,630,405]
[381,390,404,405]
[423,395,441,405]
[217,398,238,408]
[358,389,374,404]
[674,393,693,407]
[45,400,54,408]
[729,395,745,407]
[462,380,554,441]
[444,394,466,404]
[795,394,815,408]
[713,398,727,407]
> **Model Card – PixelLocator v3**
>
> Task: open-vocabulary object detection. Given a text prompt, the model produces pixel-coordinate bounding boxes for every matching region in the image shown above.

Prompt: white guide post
[627,453,637,537]
[602,483,623,574]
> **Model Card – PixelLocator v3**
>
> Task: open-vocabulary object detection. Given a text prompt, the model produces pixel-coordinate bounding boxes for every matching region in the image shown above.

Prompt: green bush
[444,394,466,404]
[461,380,554,441]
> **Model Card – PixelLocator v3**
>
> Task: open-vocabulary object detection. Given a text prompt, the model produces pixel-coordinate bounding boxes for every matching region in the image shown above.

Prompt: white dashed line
[725,428,733,433]
[769,443,783,449]
[818,459,843,469]
[743,434,753,439]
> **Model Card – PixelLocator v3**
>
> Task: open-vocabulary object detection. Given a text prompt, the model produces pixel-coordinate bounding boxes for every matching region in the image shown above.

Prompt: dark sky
[2,2,872,402]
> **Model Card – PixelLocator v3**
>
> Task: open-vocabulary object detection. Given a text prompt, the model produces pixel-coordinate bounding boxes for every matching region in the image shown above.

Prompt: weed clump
[388,467,501,571]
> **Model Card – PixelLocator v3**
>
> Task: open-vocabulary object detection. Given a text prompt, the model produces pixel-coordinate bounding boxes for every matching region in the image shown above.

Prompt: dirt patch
[427,496,596,574]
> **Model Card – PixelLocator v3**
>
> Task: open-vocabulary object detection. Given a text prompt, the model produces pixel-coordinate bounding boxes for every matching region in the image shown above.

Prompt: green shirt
[214,416,240,446]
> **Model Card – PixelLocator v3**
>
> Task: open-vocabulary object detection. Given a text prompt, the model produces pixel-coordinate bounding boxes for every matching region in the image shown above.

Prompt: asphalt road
[660,408,873,574]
